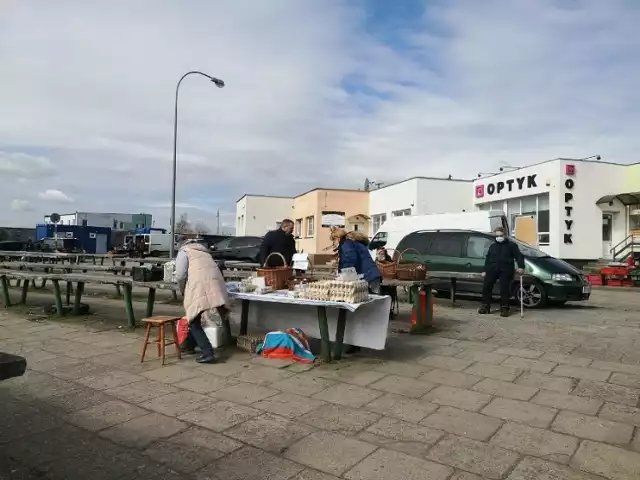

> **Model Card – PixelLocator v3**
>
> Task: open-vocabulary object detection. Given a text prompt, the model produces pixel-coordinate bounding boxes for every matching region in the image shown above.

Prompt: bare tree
[175,213,192,234]
[194,221,210,234]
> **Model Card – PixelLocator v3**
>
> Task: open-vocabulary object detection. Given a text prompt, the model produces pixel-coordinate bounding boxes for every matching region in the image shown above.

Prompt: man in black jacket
[479,227,525,317]
[259,219,296,267]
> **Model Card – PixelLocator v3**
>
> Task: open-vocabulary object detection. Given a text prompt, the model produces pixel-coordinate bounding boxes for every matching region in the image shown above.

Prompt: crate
[622,280,635,287]
[607,279,623,287]
[585,274,603,286]
[236,334,264,353]
[132,266,164,282]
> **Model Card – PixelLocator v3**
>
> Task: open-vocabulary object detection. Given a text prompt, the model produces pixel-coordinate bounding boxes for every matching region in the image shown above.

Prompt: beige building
[235,195,294,236]
[293,188,369,254]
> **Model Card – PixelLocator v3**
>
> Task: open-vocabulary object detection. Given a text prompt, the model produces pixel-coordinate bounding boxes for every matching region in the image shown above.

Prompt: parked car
[389,229,591,308]
[0,241,29,251]
[210,236,263,263]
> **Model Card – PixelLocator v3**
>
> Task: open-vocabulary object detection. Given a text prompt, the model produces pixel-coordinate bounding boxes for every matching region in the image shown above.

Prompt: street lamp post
[170,70,225,258]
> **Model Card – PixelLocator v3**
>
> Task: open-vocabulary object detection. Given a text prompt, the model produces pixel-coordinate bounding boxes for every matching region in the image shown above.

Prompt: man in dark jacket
[259,219,296,267]
[479,227,525,317]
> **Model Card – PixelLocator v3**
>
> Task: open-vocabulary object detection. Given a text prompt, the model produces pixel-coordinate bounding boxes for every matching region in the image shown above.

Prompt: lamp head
[211,77,225,88]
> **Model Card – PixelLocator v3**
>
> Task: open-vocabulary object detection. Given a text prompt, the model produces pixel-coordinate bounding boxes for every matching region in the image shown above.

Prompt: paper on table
[292,253,309,270]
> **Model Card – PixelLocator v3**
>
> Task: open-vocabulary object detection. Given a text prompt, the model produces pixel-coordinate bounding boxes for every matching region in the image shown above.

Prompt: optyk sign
[475,174,538,198]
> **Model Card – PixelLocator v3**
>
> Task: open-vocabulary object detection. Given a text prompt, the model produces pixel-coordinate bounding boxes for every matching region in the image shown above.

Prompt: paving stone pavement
[2,288,640,479]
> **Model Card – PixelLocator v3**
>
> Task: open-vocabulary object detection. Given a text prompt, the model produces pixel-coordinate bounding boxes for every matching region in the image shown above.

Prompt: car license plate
[582,285,591,294]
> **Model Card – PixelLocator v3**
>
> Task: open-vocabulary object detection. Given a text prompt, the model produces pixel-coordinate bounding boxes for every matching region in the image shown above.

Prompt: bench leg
[1,276,11,307]
[146,288,156,318]
[123,284,135,328]
[52,280,64,315]
[171,290,178,302]
[239,299,249,336]
[140,323,152,362]
[316,306,332,363]
[425,287,434,326]
[333,309,347,360]
[115,284,122,297]
[20,279,29,304]
[73,282,85,315]
[450,278,457,306]
[66,281,72,305]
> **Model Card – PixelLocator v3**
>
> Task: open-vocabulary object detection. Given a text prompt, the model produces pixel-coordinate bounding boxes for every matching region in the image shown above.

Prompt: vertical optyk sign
[564,165,575,245]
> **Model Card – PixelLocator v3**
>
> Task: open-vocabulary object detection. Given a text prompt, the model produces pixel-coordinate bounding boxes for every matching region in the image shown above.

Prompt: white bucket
[202,311,223,348]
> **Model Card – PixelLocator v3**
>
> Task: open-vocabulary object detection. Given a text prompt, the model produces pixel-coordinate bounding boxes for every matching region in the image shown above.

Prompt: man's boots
[500,305,510,317]
[478,304,491,314]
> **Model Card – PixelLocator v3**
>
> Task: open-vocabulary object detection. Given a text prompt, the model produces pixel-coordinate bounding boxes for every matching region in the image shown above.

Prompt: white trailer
[369,210,508,257]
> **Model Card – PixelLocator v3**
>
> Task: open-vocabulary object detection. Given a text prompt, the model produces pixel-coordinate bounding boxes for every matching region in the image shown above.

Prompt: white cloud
[0,151,54,179]
[0,0,639,227]
[10,199,32,211]
[38,189,73,203]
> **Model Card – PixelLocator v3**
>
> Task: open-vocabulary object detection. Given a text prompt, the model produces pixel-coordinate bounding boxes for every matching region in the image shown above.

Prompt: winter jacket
[176,242,229,322]
[484,238,525,272]
[259,229,296,267]
[338,235,381,283]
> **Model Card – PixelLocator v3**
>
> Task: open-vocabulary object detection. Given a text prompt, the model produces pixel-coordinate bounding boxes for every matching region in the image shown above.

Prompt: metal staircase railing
[611,233,640,262]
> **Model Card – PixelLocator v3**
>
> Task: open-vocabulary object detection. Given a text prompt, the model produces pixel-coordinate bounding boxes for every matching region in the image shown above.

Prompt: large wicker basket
[237,334,265,353]
[395,248,427,281]
[257,252,293,290]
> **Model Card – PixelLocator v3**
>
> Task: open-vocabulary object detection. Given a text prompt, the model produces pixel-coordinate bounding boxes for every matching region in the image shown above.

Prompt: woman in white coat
[175,239,230,364]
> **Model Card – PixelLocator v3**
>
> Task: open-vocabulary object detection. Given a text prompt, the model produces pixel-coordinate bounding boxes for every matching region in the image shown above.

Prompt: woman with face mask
[478,226,525,317]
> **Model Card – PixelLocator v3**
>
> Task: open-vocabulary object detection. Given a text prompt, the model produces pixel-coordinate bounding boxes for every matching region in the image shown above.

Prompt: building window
[372,213,387,233]
[392,208,411,217]
[538,194,550,245]
[81,219,88,227]
[306,216,315,237]
[113,219,117,228]
[119,222,124,229]
[295,219,302,237]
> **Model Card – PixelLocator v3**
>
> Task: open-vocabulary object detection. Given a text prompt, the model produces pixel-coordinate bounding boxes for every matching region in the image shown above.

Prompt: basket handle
[263,252,287,267]
[397,248,422,265]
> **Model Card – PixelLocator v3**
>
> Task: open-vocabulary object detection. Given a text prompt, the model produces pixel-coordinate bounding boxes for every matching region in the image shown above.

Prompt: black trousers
[482,268,514,306]
[182,312,214,357]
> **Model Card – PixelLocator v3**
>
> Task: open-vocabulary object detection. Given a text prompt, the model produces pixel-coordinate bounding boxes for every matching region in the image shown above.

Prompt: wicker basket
[376,260,397,279]
[395,248,427,281]
[257,252,293,290]
[237,334,265,353]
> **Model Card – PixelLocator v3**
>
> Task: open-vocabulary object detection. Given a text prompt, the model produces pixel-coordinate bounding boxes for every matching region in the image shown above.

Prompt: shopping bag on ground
[177,317,189,344]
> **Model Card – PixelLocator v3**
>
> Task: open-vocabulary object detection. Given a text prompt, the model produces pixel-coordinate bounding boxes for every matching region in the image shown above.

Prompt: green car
[390,229,592,308]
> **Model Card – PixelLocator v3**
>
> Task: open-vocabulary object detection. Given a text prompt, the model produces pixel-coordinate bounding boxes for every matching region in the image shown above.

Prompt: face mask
[495,236,505,243]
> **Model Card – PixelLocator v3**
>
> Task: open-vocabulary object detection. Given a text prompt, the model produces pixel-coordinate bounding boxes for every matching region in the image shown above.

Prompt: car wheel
[514,280,547,309]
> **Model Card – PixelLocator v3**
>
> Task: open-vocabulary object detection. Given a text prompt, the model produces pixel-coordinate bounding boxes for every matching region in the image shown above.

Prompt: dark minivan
[391,229,591,308]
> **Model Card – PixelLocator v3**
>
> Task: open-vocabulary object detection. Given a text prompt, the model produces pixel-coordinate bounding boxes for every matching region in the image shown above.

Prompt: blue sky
[1,0,640,229]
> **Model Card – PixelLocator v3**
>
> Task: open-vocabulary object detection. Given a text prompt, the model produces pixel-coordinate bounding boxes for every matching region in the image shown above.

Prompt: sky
[1,0,640,230]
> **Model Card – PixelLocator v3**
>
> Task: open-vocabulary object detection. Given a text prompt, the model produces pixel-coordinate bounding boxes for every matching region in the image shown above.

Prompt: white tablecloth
[228,290,391,350]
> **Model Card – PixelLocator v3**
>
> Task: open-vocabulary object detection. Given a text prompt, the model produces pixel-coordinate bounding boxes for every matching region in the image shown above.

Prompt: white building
[236,195,294,236]
[472,158,640,262]
[368,177,473,235]
[43,212,152,231]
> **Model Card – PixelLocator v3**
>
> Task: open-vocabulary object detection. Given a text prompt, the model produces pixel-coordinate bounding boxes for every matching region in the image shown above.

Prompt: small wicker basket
[237,334,265,353]
[257,252,293,290]
[376,261,397,279]
[395,248,427,281]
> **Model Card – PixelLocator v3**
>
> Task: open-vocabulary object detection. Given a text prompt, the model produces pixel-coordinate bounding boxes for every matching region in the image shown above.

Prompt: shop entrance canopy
[596,192,640,206]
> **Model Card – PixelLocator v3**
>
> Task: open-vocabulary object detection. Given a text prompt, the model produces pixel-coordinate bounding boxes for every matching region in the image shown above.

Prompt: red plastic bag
[177,317,189,345]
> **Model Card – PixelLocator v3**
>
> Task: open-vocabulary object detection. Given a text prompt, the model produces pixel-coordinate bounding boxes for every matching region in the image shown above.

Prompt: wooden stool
[140,316,182,365]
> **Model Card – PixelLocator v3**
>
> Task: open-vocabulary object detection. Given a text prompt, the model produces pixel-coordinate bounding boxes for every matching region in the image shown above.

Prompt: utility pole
[216,210,220,234]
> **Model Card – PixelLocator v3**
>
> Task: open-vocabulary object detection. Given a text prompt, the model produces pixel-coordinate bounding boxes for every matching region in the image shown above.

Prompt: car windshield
[511,238,550,258]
